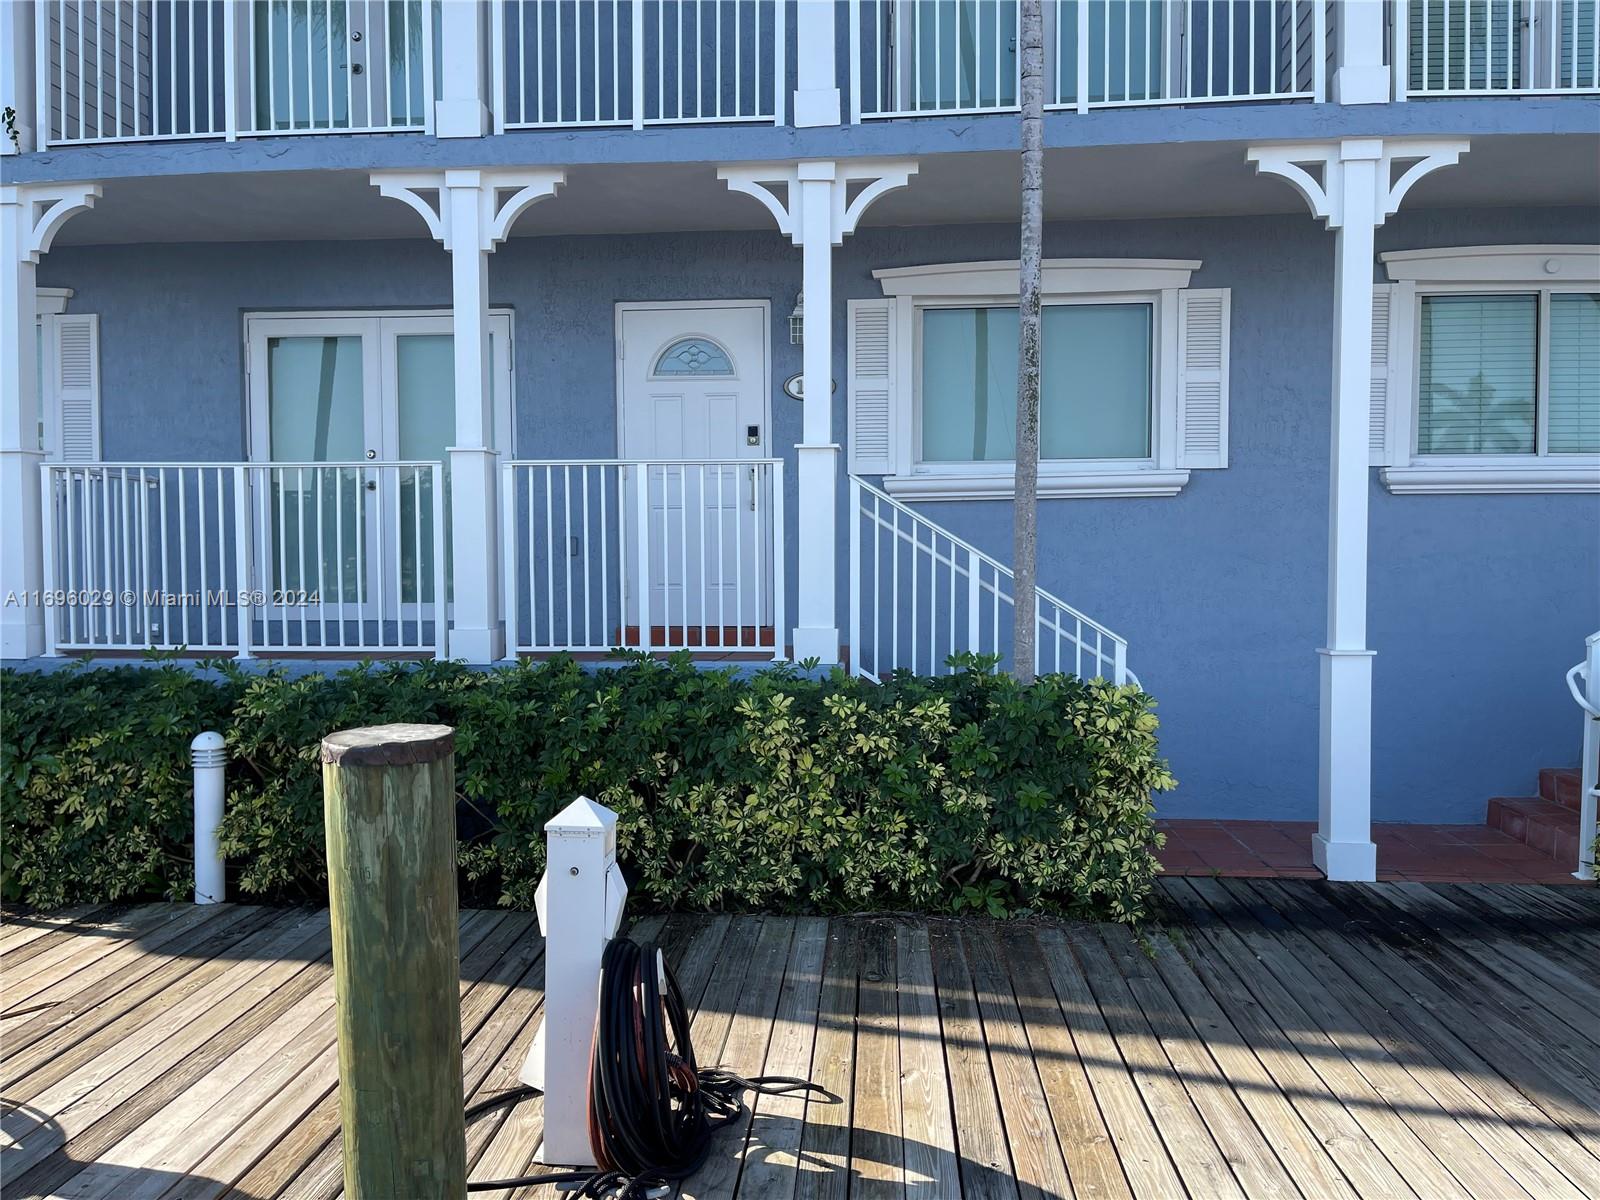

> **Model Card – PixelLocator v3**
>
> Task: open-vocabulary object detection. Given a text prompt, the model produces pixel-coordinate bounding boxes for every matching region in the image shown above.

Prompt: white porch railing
[495,0,788,129]
[1395,0,1599,96]
[1564,630,1599,880]
[849,0,1325,119]
[40,461,446,656]
[501,459,785,657]
[36,0,436,146]
[847,476,1134,684]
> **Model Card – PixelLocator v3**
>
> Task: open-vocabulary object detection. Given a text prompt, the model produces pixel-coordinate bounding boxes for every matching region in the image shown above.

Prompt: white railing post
[631,0,646,129]
[634,463,651,652]
[774,0,788,124]
[1076,0,1091,112]
[847,477,861,669]
[436,0,489,136]
[223,0,240,139]
[501,462,519,660]
[39,463,59,655]
[232,464,253,659]
[1114,639,1128,688]
[431,462,447,660]
[794,0,841,125]
[1392,0,1411,99]
[1332,0,1388,102]
[2,0,38,153]
[520,795,628,1168]
[191,731,227,904]
[770,459,787,660]
[967,547,981,656]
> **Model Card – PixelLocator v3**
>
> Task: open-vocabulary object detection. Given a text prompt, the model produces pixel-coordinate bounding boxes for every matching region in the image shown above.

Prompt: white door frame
[244,309,515,631]
[612,300,772,458]
[613,300,775,635]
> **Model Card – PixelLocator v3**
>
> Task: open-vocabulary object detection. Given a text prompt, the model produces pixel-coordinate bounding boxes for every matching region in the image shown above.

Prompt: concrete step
[1539,767,1585,812]
[1486,795,1581,867]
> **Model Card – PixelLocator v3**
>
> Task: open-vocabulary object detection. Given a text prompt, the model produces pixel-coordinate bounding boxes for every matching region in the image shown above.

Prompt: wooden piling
[320,723,466,1200]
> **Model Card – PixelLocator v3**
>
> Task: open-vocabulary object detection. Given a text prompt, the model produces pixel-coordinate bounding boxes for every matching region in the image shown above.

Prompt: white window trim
[1378,246,1600,495]
[871,259,1200,500]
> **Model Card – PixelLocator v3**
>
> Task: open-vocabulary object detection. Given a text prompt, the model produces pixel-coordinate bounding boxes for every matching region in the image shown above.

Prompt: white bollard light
[521,795,629,1167]
[191,731,227,905]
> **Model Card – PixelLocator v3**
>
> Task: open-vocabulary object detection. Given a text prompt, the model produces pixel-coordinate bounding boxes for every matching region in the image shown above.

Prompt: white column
[1317,140,1381,881]
[718,160,918,665]
[1333,0,1390,104]
[435,0,489,138]
[0,198,44,657]
[0,0,37,153]
[445,171,499,661]
[795,163,838,661]
[794,0,841,127]
[0,183,98,660]
[372,168,565,662]
[1248,138,1466,881]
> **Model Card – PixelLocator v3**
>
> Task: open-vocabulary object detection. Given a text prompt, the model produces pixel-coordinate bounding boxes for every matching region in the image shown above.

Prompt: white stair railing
[847,475,1134,685]
[501,459,784,657]
[1564,630,1600,880]
[40,461,446,657]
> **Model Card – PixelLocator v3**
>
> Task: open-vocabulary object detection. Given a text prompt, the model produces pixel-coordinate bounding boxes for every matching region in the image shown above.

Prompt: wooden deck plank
[727,915,830,1200]
[1149,894,1414,1199]
[678,915,796,1200]
[0,905,110,954]
[1064,923,1246,1200]
[0,904,188,1010]
[1029,926,1185,1200]
[1270,882,1600,1186]
[1096,923,1311,1200]
[926,921,1019,1200]
[1244,880,1590,1200]
[1,904,267,1065]
[3,886,1593,1200]
[1187,878,1528,1200]
[840,919,904,1200]
[896,921,961,1200]
[1161,878,1467,1199]
[962,925,1075,1200]
[792,921,859,1200]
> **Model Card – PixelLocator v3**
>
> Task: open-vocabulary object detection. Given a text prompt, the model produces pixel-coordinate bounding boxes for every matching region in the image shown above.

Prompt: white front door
[616,303,771,641]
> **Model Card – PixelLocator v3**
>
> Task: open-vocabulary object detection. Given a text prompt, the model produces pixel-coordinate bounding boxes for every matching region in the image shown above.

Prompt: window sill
[1380,460,1600,495]
[884,467,1191,501]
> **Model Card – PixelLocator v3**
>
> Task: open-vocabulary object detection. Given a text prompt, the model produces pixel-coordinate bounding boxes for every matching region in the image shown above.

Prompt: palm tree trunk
[1013,0,1044,684]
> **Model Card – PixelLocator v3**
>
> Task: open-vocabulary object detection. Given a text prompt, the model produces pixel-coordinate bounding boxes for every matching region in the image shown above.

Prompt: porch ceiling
[49,133,1599,247]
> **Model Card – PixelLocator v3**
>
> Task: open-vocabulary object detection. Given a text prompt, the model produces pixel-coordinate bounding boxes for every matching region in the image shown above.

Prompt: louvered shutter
[847,299,896,475]
[52,313,101,462]
[1176,289,1229,469]
[1370,285,1396,466]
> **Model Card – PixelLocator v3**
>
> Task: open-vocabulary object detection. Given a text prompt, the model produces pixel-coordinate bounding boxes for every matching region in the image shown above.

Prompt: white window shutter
[847,298,895,475]
[1370,284,1396,466]
[1176,288,1229,469]
[52,313,101,462]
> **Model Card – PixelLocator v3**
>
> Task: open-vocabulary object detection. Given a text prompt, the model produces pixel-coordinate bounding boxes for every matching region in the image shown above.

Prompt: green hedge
[0,655,1172,921]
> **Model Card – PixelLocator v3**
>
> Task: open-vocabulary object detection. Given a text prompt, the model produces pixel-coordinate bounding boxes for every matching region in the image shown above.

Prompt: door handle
[749,467,756,512]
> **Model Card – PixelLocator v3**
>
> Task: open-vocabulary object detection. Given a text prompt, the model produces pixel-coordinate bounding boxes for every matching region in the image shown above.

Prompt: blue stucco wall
[39,204,1600,824]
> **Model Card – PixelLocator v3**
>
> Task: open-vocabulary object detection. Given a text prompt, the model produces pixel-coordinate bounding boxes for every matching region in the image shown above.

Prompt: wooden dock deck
[2,879,1597,1198]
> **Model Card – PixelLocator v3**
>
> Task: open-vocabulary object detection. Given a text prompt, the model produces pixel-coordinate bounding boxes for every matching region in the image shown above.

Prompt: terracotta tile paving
[1156,818,1593,885]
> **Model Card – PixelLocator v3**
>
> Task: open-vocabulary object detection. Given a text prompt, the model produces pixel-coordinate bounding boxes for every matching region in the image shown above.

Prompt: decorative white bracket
[717,159,919,246]
[371,168,566,250]
[1246,139,1469,229]
[1,182,102,262]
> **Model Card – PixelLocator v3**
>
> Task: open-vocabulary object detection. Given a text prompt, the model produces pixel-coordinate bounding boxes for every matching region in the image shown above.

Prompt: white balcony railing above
[40,461,446,657]
[494,0,789,129]
[1395,0,1599,96]
[848,476,1135,685]
[850,0,1326,119]
[501,459,786,658]
[37,0,436,146]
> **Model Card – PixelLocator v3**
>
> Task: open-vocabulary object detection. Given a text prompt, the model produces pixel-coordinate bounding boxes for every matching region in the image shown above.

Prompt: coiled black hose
[466,937,831,1198]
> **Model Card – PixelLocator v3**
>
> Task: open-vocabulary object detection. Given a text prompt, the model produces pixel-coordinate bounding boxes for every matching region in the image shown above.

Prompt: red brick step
[1486,795,1581,867]
[1539,767,1584,812]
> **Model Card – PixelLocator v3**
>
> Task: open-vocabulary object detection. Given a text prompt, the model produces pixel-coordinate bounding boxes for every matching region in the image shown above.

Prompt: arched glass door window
[653,337,735,377]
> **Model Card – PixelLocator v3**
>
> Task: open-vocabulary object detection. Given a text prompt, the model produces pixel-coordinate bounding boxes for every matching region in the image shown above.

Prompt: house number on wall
[783,374,836,401]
